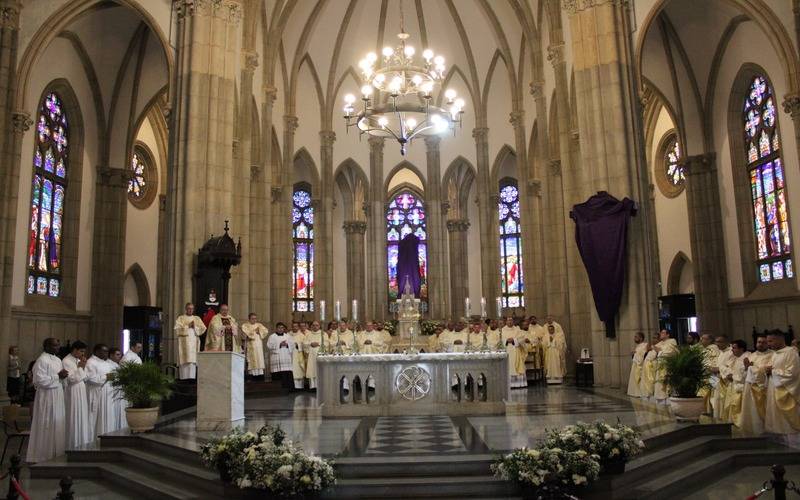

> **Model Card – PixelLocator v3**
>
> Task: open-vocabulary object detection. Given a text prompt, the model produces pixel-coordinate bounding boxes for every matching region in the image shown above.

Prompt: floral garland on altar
[200,424,336,497]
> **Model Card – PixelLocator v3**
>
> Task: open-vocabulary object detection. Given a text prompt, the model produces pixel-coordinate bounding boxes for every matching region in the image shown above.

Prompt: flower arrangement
[382,320,398,336]
[542,421,645,466]
[200,424,335,497]
[420,320,441,337]
[491,447,600,492]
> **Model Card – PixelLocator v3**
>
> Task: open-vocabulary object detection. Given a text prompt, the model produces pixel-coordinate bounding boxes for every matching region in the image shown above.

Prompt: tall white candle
[480,297,487,318]
[496,297,502,318]
[464,297,471,318]
[335,301,341,321]
[352,299,358,323]
[320,300,326,322]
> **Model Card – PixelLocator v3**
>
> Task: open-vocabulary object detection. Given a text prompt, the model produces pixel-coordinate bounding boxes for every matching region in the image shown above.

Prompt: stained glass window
[386,192,427,304]
[744,75,793,283]
[292,183,314,312]
[664,135,684,186]
[499,178,524,308]
[128,146,149,202]
[27,92,68,297]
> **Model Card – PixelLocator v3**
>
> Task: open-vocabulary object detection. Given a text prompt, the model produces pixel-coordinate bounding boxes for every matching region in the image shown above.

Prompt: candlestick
[320,300,326,322]
[495,297,502,319]
[464,297,471,319]
[480,297,487,319]
[352,299,358,323]
[335,301,341,322]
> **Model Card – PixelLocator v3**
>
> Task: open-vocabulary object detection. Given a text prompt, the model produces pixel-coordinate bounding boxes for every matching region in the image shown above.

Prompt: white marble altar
[317,352,508,416]
[196,351,245,431]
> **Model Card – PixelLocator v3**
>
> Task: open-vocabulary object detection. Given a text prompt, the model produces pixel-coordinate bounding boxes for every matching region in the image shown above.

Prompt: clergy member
[442,321,469,353]
[765,331,800,434]
[266,322,294,389]
[107,348,128,432]
[428,324,444,353]
[206,304,241,352]
[358,321,389,354]
[62,341,93,449]
[242,313,269,378]
[627,332,648,398]
[86,344,116,437]
[303,321,324,389]
[711,335,733,419]
[121,341,143,365]
[336,320,355,353]
[174,302,206,380]
[26,338,68,463]
[740,334,774,435]
[542,323,566,384]
[698,333,721,414]
[724,340,749,426]
[652,330,678,403]
[501,317,527,388]
[641,336,658,399]
[291,322,307,390]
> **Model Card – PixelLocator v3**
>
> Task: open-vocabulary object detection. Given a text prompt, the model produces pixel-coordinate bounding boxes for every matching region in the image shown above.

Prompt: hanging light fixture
[343,0,464,155]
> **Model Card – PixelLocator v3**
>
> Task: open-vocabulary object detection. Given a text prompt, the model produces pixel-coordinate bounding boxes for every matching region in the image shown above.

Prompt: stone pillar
[317,130,336,312]
[343,221,367,313]
[168,0,242,344]
[270,115,297,321]
[255,85,277,319]
[446,219,470,319]
[683,153,729,335]
[366,136,388,320]
[424,136,448,319]
[0,0,24,403]
[473,127,500,304]
[564,0,658,387]
[91,168,132,345]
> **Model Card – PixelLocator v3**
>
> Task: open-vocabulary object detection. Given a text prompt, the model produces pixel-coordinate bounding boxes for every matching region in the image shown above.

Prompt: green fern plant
[661,346,711,398]
[109,361,174,408]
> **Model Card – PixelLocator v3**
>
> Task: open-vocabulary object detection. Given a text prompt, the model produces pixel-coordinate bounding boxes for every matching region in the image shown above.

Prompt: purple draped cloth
[397,234,422,297]
[570,192,637,338]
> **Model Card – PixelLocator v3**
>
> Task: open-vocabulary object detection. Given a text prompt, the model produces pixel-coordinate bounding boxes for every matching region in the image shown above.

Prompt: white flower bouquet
[543,421,645,472]
[491,446,600,493]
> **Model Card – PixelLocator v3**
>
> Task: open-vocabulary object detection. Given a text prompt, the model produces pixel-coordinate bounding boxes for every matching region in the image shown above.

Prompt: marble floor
[151,385,683,458]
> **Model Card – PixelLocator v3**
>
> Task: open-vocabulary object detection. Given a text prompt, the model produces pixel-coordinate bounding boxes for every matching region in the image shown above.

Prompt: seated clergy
[724,340,749,426]
[358,321,389,354]
[652,330,678,403]
[765,331,800,434]
[740,334,774,435]
[242,313,268,377]
[266,322,294,389]
[627,332,648,398]
[303,321,324,389]
[206,304,241,352]
[712,336,733,419]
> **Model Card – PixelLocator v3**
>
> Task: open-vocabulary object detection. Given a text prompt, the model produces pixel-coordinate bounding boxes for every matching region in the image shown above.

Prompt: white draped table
[316,352,508,416]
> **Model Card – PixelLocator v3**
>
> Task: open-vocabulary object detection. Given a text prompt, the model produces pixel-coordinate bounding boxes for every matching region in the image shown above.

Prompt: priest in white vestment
[62,341,93,448]
[427,324,444,353]
[641,338,658,399]
[242,313,268,377]
[107,348,128,432]
[741,335,773,435]
[441,322,468,353]
[206,304,241,352]
[543,324,567,384]
[86,345,116,437]
[723,340,749,425]
[174,303,206,379]
[358,321,389,354]
[711,336,733,419]
[627,332,648,397]
[291,322,307,390]
[765,332,800,434]
[501,318,527,388]
[303,321,324,389]
[266,322,294,388]
[697,334,721,414]
[653,330,678,403]
[336,321,355,354]
[121,341,143,365]
[26,338,68,463]
[524,317,545,371]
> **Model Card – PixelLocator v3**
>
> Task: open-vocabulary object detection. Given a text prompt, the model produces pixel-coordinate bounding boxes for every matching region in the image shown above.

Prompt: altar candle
[464,297,471,318]
[496,297,502,318]
[480,297,487,318]
[320,300,326,322]
[335,301,341,322]
[352,299,358,323]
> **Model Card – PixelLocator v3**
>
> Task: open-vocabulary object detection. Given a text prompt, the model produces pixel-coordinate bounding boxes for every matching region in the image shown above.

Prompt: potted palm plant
[109,362,174,432]
[662,346,710,421]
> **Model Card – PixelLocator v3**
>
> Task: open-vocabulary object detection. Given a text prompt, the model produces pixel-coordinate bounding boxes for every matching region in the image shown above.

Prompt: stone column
[168,0,242,344]
[270,115,297,321]
[424,136,448,319]
[343,221,367,313]
[317,130,336,311]
[91,168,132,344]
[683,153,729,335]
[564,0,658,387]
[0,0,23,403]
[447,219,470,319]
[366,137,388,320]
[255,85,277,318]
[473,127,500,304]
[529,81,553,316]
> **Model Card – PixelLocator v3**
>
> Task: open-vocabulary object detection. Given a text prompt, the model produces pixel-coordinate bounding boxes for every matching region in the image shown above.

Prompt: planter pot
[242,488,320,500]
[125,406,159,433]
[668,396,705,422]
[601,458,626,475]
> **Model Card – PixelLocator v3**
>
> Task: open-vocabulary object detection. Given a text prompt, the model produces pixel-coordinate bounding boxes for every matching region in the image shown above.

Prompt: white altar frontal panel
[196,351,245,431]
[317,352,508,417]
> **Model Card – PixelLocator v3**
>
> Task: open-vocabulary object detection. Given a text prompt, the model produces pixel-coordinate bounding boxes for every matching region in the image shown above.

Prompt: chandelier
[343,1,464,155]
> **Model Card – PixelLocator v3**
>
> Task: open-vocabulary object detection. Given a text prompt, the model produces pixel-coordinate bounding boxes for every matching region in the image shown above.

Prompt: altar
[316,352,508,416]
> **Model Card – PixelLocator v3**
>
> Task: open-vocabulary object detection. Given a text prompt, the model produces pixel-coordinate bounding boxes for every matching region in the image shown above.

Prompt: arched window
[127,144,157,209]
[292,183,314,312]
[387,192,427,303]
[499,178,524,308]
[664,135,684,186]
[27,92,69,297]
[743,75,793,282]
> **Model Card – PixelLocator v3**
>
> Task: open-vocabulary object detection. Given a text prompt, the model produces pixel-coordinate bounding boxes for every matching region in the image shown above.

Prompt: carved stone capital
[343,220,367,234]
[0,1,21,30]
[264,85,278,103]
[472,127,489,140]
[250,164,261,179]
[319,130,336,147]
[441,200,451,215]
[529,81,545,100]
[562,0,626,15]
[11,111,32,133]
[98,167,133,189]
[242,50,259,73]
[527,179,542,197]
[271,186,282,203]
[782,93,800,119]
[284,115,299,133]
[549,159,562,176]
[681,152,717,176]
[509,111,525,129]
[446,219,470,233]
[547,44,565,67]
[424,135,441,150]
[368,135,385,150]
[175,0,243,23]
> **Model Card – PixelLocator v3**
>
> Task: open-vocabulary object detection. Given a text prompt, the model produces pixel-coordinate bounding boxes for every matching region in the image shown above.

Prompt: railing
[748,465,800,500]
[2,455,74,500]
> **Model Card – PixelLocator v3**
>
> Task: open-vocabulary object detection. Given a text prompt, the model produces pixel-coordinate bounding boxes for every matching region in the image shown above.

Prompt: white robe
[653,339,678,401]
[713,348,734,418]
[543,332,566,384]
[740,350,773,435]
[121,350,142,365]
[174,314,205,379]
[627,342,648,397]
[266,333,294,373]
[62,354,93,448]
[26,352,66,463]
[765,346,800,434]
[107,360,128,432]
[303,330,324,389]
[86,356,116,437]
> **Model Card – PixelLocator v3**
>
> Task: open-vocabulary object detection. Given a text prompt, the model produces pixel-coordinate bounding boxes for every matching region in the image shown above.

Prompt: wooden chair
[0,404,30,465]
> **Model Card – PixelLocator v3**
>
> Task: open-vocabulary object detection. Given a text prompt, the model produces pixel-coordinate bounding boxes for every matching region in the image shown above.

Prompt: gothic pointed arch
[124,262,151,306]
[666,252,692,295]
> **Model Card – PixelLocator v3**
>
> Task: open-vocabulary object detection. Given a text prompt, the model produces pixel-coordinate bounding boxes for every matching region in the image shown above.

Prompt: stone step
[334,454,495,478]
[638,422,731,452]
[99,433,204,467]
[324,475,520,499]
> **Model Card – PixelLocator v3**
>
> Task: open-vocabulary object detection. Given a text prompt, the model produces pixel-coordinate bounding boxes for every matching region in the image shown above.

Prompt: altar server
[174,302,206,379]
[266,323,294,388]
[542,323,566,384]
[206,304,241,352]
[741,335,774,435]
[242,313,269,377]
[121,341,143,365]
[26,338,68,463]
[291,322,307,389]
[358,321,389,354]
[107,348,128,432]
[653,330,678,403]
[627,332,648,397]
[501,317,528,388]
[303,321,324,389]
[711,336,733,418]
[62,341,93,448]
[724,340,749,426]
[85,344,115,437]
[765,331,800,434]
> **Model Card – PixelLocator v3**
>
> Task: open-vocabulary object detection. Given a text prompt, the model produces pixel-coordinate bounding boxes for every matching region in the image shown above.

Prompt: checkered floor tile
[364,416,467,455]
